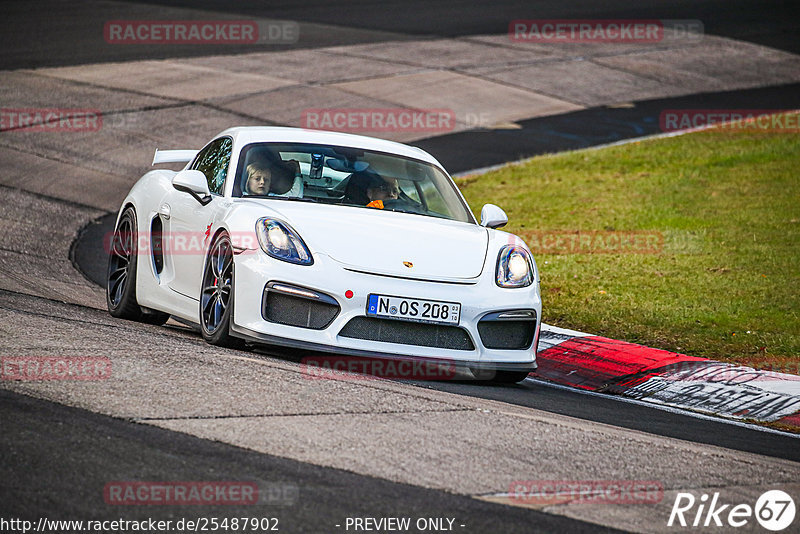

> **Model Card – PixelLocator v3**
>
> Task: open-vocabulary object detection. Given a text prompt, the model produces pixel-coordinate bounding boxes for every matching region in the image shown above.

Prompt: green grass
[457,116,800,371]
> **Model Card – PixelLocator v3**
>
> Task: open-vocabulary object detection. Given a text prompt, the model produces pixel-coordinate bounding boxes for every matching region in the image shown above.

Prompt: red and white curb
[535,324,800,431]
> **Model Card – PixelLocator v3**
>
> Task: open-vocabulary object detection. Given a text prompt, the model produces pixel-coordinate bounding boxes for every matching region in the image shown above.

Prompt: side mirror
[173,170,210,196]
[480,204,508,229]
[172,170,212,205]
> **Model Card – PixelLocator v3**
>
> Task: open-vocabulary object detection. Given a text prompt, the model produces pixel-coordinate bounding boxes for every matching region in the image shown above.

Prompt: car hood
[258,201,488,280]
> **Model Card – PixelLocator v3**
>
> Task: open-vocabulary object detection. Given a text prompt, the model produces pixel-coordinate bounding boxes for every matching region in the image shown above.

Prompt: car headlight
[256,218,313,265]
[496,245,533,288]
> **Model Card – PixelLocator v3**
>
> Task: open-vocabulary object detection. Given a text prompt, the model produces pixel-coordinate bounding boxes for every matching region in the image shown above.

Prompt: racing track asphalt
[0,388,616,534]
[120,0,800,54]
[2,0,798,70]
[4,2,800,531]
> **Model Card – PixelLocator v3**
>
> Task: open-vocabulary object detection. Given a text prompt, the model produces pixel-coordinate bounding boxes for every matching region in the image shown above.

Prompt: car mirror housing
[172,170,212,205]
[173,170,210,195]
[480,204,508,229]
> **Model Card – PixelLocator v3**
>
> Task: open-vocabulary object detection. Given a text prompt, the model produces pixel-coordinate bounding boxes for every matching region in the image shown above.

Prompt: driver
[366,176,400,209]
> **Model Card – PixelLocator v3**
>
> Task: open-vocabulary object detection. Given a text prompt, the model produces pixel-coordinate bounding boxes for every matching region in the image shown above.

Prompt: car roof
[216,126,444,169]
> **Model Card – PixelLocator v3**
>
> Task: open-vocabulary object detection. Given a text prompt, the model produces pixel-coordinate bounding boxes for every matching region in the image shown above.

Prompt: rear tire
[106,207,169,326]
[200,232,244,348]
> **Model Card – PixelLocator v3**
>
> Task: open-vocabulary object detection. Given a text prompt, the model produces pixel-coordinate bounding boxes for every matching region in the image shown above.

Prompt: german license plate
[367,294,461,325]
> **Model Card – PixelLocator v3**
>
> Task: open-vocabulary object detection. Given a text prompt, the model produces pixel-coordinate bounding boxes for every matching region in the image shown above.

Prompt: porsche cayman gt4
[106,127,541,382]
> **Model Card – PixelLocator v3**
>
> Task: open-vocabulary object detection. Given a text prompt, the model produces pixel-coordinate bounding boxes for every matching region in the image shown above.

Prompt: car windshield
[233,142,474,224]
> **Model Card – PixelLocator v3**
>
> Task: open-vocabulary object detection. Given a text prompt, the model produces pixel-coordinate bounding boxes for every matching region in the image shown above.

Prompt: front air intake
[262,282,340,330]
[339,317,475,351]
[477,310,537,350]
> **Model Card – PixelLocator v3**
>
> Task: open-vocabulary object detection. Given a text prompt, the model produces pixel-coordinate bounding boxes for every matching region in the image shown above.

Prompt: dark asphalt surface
[4,1,799,531]
[126,0,800,53]
[0,389,616,533]
[2,0,798,70]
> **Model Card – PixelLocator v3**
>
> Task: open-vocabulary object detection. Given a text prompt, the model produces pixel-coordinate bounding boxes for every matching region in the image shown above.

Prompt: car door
[164,136,233,300]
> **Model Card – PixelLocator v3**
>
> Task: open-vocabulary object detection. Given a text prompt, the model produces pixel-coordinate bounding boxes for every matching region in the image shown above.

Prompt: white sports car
[106,127,541,382]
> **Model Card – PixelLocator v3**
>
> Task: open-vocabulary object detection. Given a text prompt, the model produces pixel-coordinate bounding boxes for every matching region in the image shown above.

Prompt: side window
[192,137,233,195]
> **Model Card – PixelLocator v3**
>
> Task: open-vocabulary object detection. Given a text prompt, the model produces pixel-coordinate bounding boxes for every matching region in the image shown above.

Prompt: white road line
[526,378,800,439]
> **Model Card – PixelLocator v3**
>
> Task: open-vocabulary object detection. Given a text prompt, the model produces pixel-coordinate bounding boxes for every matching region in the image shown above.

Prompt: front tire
[106,207,169,325]
[200,232,243,348]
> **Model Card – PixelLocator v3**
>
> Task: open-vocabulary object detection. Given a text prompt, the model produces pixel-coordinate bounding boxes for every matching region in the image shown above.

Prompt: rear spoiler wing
[152,149,198,166]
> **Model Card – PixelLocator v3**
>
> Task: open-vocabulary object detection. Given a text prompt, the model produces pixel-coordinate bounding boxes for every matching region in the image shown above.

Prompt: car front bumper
[231,250,541,371]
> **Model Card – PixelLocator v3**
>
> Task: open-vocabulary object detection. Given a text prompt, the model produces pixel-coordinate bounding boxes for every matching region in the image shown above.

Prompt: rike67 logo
[668,490,795,531]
